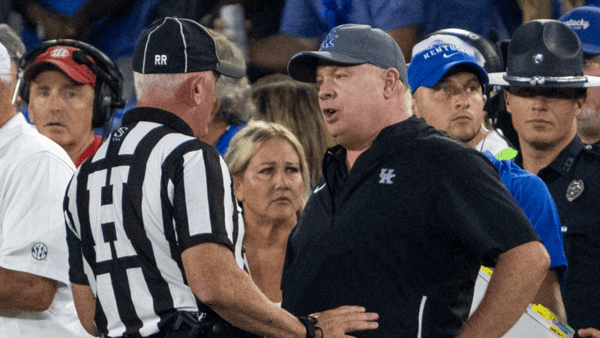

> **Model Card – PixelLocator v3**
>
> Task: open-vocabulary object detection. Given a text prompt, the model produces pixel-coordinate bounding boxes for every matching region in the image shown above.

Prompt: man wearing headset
[20,41,123,167]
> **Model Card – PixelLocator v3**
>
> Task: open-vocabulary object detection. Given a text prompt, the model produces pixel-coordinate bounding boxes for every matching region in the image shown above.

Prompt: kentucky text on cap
[132,17,245,78]
[287,24,408,84]
[488,20,600,88]
[560,6,600,55]
[0,42,10,76]
[412,28,504,73]
[25,46,96,86]
[408,43,489,93]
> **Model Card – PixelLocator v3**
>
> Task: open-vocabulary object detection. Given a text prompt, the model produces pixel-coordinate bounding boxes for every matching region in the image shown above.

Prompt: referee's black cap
[133,17,245,78]
[287,24,408,84]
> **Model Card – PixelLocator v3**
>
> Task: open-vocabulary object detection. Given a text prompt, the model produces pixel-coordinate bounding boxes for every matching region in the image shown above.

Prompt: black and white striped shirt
[64,107,244,337]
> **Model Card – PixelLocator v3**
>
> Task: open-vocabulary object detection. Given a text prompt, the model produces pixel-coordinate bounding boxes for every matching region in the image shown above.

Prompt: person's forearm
[460,241,550,338]
[385,26,418,63]
[207,268,306,338]
[516,0,552,23]
[531,269,567,323]
[183,243,305,338]
[72,283,100,336]
[248,35,319,73]
[0,265,58,312]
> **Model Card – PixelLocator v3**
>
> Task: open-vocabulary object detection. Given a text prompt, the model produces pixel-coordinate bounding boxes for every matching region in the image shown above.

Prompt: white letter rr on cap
[154,55,167,66]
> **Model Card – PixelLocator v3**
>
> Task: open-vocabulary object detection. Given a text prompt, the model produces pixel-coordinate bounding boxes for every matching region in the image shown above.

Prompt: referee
[64,17,377,338]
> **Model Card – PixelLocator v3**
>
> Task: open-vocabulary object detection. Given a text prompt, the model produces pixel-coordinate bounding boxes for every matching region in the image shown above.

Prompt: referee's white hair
[133,71,197,100]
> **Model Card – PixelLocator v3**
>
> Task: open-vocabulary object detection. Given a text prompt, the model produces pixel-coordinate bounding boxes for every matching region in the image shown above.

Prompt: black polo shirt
[282,116,541,338]
[591,140,600,156]
[516,136,600,334]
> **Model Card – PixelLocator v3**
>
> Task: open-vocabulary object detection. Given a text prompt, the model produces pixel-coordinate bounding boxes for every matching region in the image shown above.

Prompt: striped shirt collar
[121,107,194,137]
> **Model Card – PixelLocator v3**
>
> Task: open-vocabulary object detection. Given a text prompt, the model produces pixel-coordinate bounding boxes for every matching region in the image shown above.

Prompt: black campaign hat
[488,19,600,88]
[133,17,245,78]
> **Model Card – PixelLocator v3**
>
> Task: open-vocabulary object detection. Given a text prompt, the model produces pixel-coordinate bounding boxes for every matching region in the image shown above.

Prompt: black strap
[297,316,317,338]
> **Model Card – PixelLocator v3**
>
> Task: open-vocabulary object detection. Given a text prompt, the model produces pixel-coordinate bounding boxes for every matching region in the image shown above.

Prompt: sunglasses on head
[507,86,586,100]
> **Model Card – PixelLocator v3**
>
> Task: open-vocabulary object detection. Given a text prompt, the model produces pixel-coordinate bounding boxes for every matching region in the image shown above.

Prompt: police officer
[489,19,600,338]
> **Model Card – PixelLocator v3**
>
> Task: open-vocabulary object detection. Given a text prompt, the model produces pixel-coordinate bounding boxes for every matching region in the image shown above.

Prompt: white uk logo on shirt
[379,169,396,184]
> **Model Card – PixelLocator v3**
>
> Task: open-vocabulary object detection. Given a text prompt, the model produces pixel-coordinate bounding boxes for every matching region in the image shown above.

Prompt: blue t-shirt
[483,151,568,284]
[215,124,247,156]
[279,0,423,39]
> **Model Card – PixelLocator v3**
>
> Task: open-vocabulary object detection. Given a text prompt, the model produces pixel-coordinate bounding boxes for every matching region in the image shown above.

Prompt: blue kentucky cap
[559,6,600,55]
[408,43,489,93]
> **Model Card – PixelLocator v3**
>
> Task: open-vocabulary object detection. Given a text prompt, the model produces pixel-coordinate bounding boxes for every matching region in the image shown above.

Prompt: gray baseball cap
[287,24,408,84]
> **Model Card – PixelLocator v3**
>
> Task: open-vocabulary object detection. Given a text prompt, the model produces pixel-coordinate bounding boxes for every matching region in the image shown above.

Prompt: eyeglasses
[506,87,586,100]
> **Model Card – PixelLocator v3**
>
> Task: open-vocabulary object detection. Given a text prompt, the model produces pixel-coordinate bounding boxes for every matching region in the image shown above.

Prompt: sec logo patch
[31,243,48,260]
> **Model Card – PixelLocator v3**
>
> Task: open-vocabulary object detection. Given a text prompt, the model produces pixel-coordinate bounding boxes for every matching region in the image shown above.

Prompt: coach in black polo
[64,17,377,338]
[281,23,550,338]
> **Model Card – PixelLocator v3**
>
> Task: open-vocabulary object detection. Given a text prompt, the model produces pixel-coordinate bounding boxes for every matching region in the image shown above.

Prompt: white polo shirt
[0,113,91,337]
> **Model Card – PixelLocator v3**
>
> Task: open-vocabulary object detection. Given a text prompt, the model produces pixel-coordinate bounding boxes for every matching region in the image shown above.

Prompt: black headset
[16,39,125,129]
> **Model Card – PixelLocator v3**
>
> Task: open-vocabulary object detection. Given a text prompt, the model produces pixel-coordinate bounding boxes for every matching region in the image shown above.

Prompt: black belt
[112,311,259,338]
[112,311,204,338]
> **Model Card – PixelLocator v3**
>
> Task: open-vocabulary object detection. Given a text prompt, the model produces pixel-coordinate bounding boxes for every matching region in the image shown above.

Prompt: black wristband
[297,316,317,338]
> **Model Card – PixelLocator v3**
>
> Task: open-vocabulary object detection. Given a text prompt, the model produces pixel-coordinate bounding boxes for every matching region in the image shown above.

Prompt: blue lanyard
[322,0,353,30]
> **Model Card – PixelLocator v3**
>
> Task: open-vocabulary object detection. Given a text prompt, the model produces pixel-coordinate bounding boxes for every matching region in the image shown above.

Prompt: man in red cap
[24,43,121,167]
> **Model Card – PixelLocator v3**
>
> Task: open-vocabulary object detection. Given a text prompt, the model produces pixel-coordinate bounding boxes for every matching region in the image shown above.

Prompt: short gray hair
[133,71,195,100]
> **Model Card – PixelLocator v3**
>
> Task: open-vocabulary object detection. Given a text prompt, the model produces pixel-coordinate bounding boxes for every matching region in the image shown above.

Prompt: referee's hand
[311,305,378,338]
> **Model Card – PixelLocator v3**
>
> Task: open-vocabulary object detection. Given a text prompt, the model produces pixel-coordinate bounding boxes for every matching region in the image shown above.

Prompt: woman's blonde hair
[250,75,334,186]
[225,120,311,209]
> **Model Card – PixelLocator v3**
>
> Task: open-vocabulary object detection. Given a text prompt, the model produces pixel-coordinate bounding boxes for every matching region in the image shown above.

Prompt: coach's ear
[383,67,400,99]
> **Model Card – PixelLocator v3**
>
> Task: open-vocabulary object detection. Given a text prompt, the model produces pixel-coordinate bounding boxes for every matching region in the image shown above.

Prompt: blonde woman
[225,120,310,303]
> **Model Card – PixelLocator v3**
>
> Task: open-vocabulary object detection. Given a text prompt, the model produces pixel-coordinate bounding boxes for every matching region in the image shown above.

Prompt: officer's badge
[320,30,338,50]
[566,180,584,202]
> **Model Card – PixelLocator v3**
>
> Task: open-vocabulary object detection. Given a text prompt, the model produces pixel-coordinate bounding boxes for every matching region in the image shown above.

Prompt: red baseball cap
[25,46,96,86]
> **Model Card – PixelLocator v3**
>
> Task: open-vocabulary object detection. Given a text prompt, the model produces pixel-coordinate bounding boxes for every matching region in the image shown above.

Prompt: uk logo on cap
[320,30,338,50]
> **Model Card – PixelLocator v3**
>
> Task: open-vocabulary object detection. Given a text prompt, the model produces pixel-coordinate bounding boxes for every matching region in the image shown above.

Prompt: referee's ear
[188,71,215,107]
